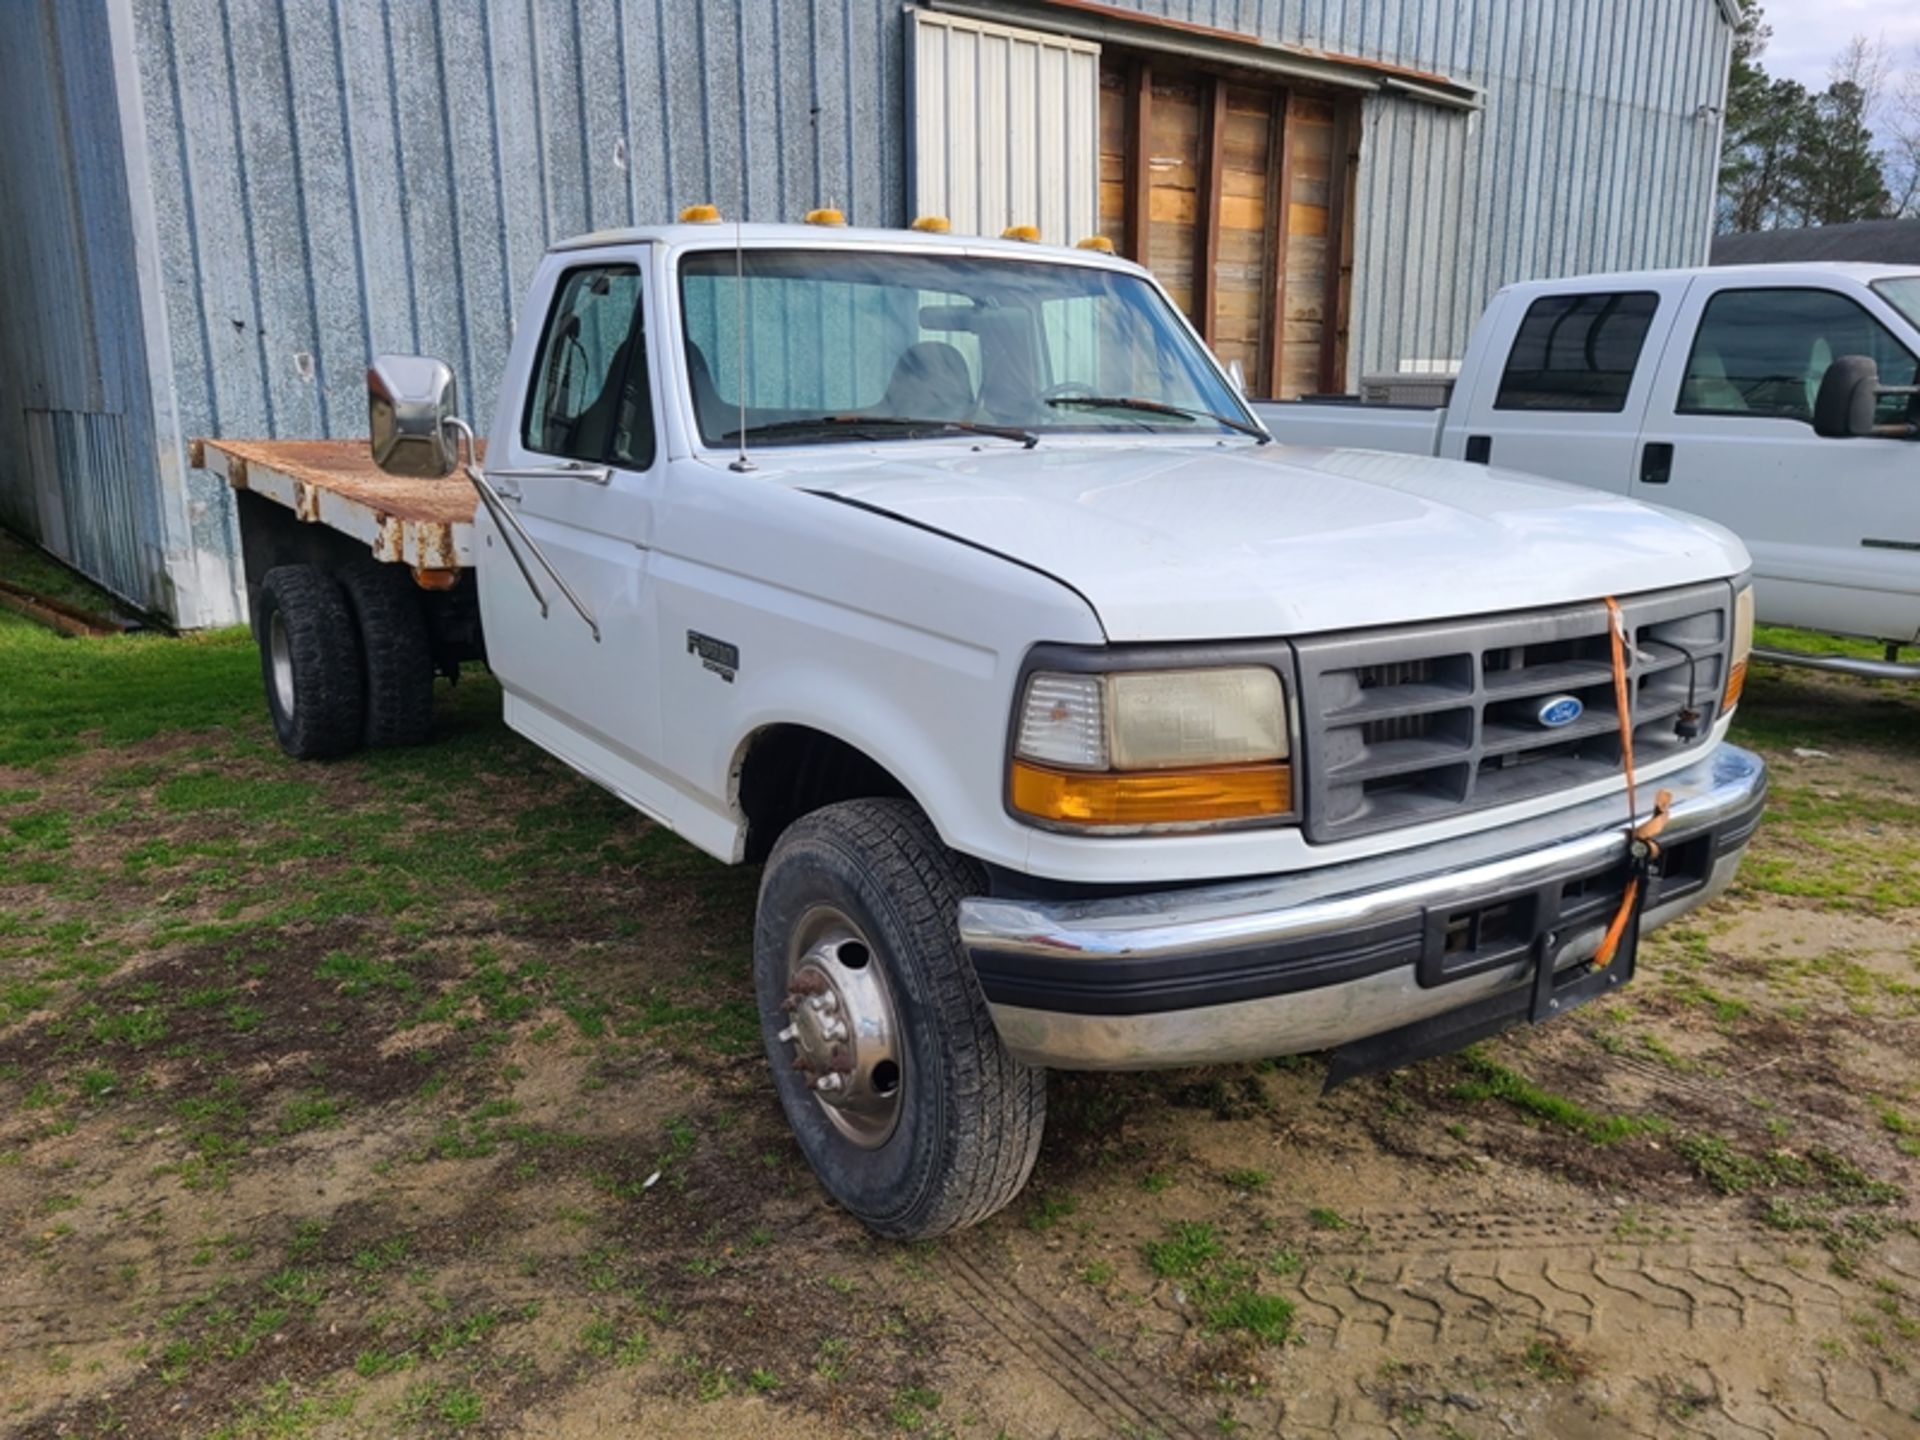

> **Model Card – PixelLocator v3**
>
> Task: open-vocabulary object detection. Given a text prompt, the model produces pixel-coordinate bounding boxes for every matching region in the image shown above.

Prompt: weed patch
[1143,1221,1296,1346]
[1454,1049,1667,1145]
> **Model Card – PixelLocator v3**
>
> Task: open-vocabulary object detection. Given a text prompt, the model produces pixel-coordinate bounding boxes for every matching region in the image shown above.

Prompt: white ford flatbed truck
[1254,263,1920,681]
[197,221,1767,1238]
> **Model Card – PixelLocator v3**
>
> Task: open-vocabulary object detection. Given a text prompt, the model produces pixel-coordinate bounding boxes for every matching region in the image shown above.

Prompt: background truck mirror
[368,355,462,478]
[1813,355,1882,439]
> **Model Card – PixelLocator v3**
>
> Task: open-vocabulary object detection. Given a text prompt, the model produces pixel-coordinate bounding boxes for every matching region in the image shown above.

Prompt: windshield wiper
[723,415,1038,448]
[1045,395,1270,442]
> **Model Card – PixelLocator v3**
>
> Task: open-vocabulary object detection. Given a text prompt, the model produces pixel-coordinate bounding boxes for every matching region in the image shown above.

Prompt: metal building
[0,0,1738,628]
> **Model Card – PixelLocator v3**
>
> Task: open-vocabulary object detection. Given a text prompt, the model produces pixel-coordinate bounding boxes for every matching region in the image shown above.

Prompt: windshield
[677,248,1253,446]
[1875,276,1920,331]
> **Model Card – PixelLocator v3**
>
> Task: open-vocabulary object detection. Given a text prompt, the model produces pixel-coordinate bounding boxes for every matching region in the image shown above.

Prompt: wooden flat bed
[191,438,478,571]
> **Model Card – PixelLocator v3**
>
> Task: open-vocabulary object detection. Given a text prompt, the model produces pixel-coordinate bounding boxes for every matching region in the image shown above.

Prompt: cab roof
[1501,261,1920,294]
[546,220,1141,271]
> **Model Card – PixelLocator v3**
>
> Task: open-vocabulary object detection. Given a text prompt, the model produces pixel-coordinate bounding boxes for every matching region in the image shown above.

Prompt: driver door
[481,253,667,794]
[1634,280,1920,641]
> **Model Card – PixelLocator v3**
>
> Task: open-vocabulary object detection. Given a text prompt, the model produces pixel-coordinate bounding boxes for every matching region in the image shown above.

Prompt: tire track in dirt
[933,1238,1212,1440]
[1287,1216,1920,1438]
[920,1199,1920,1439]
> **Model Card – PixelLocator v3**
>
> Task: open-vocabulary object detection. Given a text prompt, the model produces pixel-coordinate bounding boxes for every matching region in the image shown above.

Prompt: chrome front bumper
[959,744,1767,1070]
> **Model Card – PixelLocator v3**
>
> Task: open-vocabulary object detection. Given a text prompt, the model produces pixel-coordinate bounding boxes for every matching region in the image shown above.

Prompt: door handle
[1464,435,1492,464]
[488,461,612,485]
[1640,442,1674,485]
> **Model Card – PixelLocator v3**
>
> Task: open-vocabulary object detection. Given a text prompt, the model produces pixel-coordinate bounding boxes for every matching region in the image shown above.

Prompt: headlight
[1011,665,1293,830]
[1725,580,1754,711]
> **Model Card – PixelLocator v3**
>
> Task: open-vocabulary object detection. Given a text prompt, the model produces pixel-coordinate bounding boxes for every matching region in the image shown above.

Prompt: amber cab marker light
[1002,224,1042,242]
[1075,235,1115,253]
[1011,759,1292,828]
[804,207,846,226]
[910,215,951,233]
[678,203,722,223]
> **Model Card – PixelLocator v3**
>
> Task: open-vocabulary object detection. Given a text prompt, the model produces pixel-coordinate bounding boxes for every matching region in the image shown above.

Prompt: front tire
[755,798,1046,1238]
[256,565,365,760]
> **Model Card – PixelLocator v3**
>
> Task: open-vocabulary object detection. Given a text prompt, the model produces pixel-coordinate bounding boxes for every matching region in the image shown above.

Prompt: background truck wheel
[257,565,366,760]
[755,797,1047,1239]
[337,561,435,748]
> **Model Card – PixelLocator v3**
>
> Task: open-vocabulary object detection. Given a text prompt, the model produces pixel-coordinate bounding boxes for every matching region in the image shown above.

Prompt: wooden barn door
[1098,61,1355,399]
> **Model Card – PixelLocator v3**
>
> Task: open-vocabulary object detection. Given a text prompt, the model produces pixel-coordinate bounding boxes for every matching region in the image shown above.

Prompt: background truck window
[1679,287,1920,427]
[522,265,654,468]
[1875,276,1920,330]
[1493,292,1660,413]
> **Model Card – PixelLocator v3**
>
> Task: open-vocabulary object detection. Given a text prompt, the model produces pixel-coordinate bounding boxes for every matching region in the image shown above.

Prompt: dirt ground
[2,613,1917,1438]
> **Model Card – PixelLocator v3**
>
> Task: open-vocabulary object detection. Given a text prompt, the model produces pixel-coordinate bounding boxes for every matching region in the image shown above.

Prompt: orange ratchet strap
[1594,597,1673,969]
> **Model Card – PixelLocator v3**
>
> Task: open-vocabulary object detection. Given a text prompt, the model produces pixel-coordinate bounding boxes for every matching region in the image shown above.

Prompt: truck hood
[792,442,1748,641]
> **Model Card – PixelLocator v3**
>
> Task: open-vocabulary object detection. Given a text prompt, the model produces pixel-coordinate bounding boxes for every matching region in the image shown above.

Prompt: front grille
[1294,583,1732,842]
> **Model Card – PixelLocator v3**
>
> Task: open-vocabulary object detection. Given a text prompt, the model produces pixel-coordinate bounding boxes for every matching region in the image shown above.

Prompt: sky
[1759,0,1920,89]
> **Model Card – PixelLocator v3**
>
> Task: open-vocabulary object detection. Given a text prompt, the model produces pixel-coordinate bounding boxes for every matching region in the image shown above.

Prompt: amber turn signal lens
[1723,659,1747,710]
[1011,760,1292,828]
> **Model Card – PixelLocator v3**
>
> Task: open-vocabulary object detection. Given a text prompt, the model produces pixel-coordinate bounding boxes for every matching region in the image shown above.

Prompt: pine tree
[1719,5,1809,231]
[1791,80,1892,224]
[1716,4,1894,231]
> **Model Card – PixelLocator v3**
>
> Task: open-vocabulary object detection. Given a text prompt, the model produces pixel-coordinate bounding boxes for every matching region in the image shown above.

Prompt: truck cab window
[1679,288,1919,427]
[522,264,654,468]
[1494,292,1658,412]
[676,249,1247,444]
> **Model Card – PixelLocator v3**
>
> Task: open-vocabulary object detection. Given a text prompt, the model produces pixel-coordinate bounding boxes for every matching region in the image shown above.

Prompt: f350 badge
[687,631,739,683]
[1537,694,1584,728]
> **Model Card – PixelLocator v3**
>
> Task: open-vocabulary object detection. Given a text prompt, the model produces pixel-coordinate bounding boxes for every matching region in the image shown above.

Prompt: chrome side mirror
[368,355,461,476]
[1226,357,1248,396]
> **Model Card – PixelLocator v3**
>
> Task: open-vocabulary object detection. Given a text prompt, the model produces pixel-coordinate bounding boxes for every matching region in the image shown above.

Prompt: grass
[1680,1136,1904,1274]
[0,609,260,769]
[1142,1221,1296,1347]
[1520,1336,1589,1385]
[1025,1190,1078,1232]
[6,547,1918,1429]
[0,530,147,620]
[1453,1049,1667,1146]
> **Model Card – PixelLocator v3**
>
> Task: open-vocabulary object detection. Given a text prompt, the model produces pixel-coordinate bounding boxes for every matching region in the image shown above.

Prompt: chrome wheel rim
[779,906,903,1149]
[268,611,296,720]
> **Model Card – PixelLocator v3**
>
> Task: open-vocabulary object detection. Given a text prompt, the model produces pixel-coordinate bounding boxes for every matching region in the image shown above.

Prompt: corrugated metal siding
[1068,0,1730,378]
[1354,0,1734,377]
[906,10,1101,244]
[0,0,170,612]
[131,0,911,474]
[127,0,1729,450]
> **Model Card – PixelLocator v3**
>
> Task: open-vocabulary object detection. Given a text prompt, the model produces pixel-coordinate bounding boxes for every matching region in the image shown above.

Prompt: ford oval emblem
[1537,695,1584,728]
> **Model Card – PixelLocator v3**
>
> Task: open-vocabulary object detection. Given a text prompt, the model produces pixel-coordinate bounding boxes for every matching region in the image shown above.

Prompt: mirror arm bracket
[445,419,602,643]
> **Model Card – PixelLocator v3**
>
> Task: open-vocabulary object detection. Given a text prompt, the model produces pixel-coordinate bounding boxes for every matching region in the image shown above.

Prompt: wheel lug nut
[814,1073,843,1093]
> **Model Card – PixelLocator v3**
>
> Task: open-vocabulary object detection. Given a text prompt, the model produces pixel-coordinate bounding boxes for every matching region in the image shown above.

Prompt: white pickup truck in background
[200,220,1767,1238]
[1255,264,1920,680]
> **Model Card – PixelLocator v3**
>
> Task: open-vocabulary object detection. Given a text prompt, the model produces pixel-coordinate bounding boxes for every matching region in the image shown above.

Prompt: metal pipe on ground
[1754,647,1920,683]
